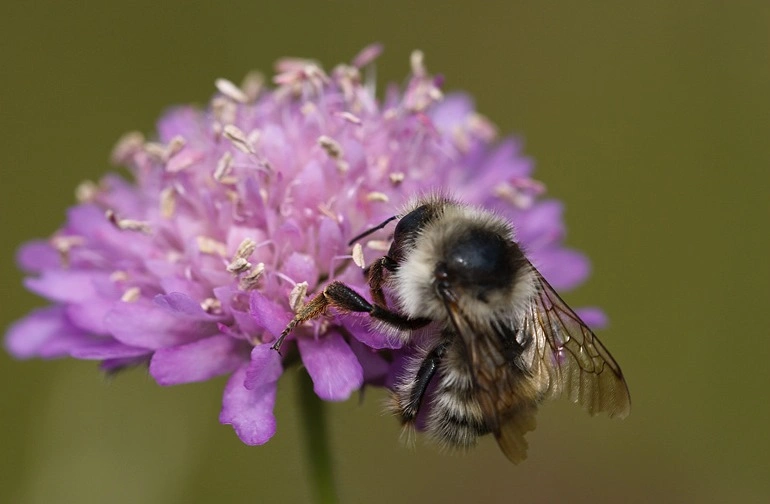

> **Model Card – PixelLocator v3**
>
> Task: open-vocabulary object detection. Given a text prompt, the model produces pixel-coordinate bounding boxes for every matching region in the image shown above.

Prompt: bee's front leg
[272,281,431,352]
[364,256,396,307]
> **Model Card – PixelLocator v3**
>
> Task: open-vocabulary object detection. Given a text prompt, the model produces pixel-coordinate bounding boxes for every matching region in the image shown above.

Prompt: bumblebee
[275,196,630,463]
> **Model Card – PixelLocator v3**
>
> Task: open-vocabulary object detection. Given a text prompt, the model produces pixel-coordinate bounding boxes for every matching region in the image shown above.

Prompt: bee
[273,195,630,463]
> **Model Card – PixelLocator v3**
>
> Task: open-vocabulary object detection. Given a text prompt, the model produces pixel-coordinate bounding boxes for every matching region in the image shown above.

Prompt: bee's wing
[444,264,630,464]
[440,265,630,463]
[492,404,538,464]
[441,294,540,464]
[523,266,631,419]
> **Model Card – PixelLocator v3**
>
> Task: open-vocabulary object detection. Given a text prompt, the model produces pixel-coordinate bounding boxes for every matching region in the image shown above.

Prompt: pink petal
[4,306,80,359]
[166,148,204,173]
[351,43,383,68]
[244,344,283,390]
[483,138,529,177]
[154,292,219,320]
[38,331,97,359]
[24,270,105,303]
[348,338,389,385]
[16,240,60,273]
[104,301,216,349]
[513,200,565,248]
[530,248,591,291]
[430,93,474,132]
[157,106,205,143]
[344,319,402,350]
[249,291,292,341]
[574,307,609,330]
[316,217,344,270]
[219,363,281,445]
[71,341,150,360]
[149,334,247,385]
[159,277,209,300]
[282,252,319,290]
[66,299,115,334]
[298,331,363,401]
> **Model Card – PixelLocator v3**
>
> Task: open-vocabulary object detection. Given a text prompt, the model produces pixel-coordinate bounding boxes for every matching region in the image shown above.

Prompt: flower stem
[298,371,337,504]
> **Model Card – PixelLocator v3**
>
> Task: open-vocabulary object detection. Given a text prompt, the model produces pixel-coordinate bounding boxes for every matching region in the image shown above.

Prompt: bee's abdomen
[425,365,489,450]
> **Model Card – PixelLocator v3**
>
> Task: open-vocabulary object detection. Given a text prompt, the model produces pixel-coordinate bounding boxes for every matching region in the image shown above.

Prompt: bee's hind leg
[397,341,449,423]
[272,280,431,352]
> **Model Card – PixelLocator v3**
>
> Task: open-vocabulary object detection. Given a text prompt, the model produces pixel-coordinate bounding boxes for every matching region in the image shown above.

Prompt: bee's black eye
[389,204,433,263]
[393,205,432,242]
[442,228,516,295]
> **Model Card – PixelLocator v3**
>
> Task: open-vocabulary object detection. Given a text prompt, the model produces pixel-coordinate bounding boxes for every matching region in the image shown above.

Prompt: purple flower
[4,45,603,445]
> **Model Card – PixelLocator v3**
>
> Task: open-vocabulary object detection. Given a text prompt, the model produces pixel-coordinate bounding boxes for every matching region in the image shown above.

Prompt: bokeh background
[1,1,768,503]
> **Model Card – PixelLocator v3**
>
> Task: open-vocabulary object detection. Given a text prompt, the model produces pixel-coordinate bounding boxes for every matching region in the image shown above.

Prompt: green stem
[297,371,337,504]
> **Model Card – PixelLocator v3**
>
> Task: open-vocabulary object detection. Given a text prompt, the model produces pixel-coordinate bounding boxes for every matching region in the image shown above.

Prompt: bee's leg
[365,256,396,307]
[399,341,449,423]
[323,280,431,330]
[272,280,430,352]
[271,289,332,353]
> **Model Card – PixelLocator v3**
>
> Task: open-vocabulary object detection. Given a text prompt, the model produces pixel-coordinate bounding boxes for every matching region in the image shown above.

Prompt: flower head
[5,45,602,445]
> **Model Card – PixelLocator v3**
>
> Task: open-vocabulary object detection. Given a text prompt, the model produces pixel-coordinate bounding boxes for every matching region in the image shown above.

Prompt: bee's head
[435,226,522,303]
[391,199,533,322]
[435,227,518,299]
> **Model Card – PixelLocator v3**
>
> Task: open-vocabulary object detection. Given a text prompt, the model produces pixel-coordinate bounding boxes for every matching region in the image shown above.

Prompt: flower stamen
[239,262,265,291]
[160,187,176,218]
[289,282,309,312]
[120,287,141,302]
[105,209,151,234]
[351,243,365,269]
[389,172,405,185]
[366,191,389,203]
[111,131,145,165]
[50,235,84,268]
[223,125,255,154]
[213,151,235,183]
[201,298,223,314]
[196,236,227,256]
[75,180,99,203]
[215,78,249,104]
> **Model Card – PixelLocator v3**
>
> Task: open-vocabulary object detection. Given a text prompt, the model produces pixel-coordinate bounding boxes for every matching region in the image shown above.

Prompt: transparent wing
[522,266,631,419]
[439,289,541,463]
[437,265,630,464]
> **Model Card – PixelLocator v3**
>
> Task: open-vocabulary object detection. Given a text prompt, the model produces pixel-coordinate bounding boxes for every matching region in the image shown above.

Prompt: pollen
[215,78,249,104]
[240,71,264,102]
[233,238,257,262]
[366,240,390,252]
[366,192,389,203]
[201,298,223,314]
[110,131,145,165]
[109,270,129,282]
[337,111,362,125]
[239,262,265,291]
[120,287,141,302]
[223,125,254,154]
[352,243,365,268]
[289,282,309,312]
[389,172,405,185]
[318,135,343,159]
[160,187,176,218]
[196,236,227,256]
[105,210,151,234]
[214,151,234,182]
[226,257,252,274]
[75,180,99,203]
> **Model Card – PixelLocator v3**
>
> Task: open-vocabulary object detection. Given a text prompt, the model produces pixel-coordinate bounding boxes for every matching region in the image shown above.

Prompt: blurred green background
[1,1,768,503]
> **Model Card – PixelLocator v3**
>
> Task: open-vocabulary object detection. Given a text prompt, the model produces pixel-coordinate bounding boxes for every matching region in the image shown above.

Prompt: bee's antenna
[347,215,398,246]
